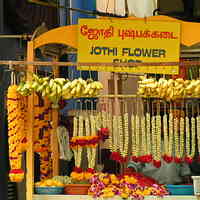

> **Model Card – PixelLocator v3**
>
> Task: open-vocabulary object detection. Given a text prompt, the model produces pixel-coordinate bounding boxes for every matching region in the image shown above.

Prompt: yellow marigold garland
[7,85,27,182]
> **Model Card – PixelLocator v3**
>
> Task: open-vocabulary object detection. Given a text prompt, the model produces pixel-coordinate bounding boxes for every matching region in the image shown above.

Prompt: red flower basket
[64,184,91,195]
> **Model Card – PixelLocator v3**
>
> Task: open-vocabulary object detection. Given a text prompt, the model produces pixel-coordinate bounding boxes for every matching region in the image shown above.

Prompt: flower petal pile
[88,173,168,200]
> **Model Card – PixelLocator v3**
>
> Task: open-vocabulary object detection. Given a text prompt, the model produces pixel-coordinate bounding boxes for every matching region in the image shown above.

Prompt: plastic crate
[166,184,194,195]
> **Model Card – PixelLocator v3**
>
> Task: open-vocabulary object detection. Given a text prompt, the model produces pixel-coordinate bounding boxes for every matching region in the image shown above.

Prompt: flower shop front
[5,15,200,200]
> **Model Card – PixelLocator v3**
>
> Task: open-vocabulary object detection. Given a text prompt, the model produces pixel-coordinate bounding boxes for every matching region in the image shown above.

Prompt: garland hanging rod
[1,60,200,67]
[0,34,32,40]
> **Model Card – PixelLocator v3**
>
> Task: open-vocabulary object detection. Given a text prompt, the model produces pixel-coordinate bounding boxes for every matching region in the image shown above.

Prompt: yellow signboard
[77,19,180,74]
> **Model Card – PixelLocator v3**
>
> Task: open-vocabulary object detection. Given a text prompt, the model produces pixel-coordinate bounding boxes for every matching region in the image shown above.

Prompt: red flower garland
[110,152,128,163]
[97,128,109,141]
[162,154,173,163]
[138,155,153,163]
[70,136,100,148]
[185,156,193,164]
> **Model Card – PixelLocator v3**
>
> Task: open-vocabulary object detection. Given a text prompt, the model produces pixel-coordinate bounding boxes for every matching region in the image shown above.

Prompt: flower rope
[7,85,27,182]
[108,113,113,152]
[135,115,141,159]
[197,115,200,160]
[168,111,174,160]
[131,114,137,161]
[174,117,181,163]
[89,114,97,169]
[122,112,129,158]
[163,113,169,161]
[179,116,185,158]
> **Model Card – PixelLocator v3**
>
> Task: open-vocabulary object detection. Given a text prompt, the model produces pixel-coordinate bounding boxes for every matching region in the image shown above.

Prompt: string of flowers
[35,97,53,180]
[154,114,161,168]
[174,117,182,163]
[72,116,82,173]
[151,115,157,164]
[122,113,129,158]
[139,115,150,163]
[118,115,124,157]
[110,114,127,163]
[185,116,192,163]
[191,117,196,158]
[140,116,146,157]
[145,112,152,163]
[95,110,109,142]
[179,116,185,159]
[85,115,92,167]
[131,114,137,162]
[89,114,97,170]
[7,85,26,182]
[197,115,200,160]
[135,115,140,161]
[116,114,128,163]
[77,115,83,167]
[102,111,107,129]
[185,116,196,164]
[112,115,118,153]
[168,112,174,162]
[96,111,110,142]
[163,113,171,163]
[108,113,113,152]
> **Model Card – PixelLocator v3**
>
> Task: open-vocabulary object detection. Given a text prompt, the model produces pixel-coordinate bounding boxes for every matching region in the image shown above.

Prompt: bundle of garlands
[70,110,110,178]
[33,95,53,180]
[7,85,28,182]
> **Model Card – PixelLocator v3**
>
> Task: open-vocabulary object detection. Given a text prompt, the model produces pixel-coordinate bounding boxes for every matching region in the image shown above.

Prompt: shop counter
[33,195,199,200]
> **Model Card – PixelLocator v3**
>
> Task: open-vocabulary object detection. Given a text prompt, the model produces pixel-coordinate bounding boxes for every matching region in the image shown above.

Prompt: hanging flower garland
[108,113,113,153]
[33,96,53,180]
[75,115,83,170]
[145,112,153,163]
[179,116,185,159]
[110,115,120,161]
[139,115,152,163]
[89,114,97,173]
[7,85,27,182]
[122,113,129,158]
[97,111,109,141]
[134,115,141,162]
[197,115,200,161]
[162,113,172,163]
[111,114,128,163]
[136,115,141,159]
[151,115,157,165]
[174,117,182,163]
[185,116,196,164]
[131,114,138,162]
[168,111,174,162]
[70,136,100,148]
[153,114,161,168]
[71,113,97,179]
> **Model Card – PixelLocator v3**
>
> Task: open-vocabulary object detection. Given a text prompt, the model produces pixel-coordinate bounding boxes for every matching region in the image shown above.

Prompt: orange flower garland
[33,96,53,180]
[70,136,100,149]
[7,85,27,182]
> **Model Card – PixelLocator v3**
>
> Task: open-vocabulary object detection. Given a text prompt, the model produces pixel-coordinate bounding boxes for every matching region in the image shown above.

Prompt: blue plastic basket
[35,186,64,195]
[166,184,194,195]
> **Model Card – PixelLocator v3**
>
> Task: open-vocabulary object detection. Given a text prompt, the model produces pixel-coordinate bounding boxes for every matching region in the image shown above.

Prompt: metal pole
[0,35,32,39]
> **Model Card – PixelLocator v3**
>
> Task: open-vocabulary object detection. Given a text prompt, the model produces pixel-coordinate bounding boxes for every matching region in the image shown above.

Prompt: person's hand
[124,167,135,174]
